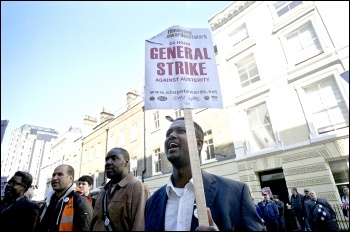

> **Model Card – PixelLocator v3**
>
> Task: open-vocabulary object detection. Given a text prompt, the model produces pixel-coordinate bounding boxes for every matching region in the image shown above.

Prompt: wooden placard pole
[183,108,209,227]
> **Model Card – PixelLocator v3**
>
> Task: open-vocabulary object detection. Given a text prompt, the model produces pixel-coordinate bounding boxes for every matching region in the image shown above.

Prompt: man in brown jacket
[90,147,150,231]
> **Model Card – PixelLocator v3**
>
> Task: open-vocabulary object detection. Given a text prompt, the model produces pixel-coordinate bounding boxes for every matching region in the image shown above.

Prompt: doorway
[259,168,293,231]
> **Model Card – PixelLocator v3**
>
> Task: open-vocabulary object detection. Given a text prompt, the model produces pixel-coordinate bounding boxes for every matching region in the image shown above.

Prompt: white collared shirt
[164,178,195,231]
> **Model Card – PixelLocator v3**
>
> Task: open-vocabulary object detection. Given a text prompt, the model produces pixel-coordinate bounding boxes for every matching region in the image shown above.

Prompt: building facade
[206,0,349,204]
[75,2,348,212]
[1,124,58,199]
[38,126,83,201]
[1,120,9,145]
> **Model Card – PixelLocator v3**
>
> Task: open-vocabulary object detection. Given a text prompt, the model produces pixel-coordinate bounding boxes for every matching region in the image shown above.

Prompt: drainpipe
[104,128,109,184]
[142,107,146,182]
[78,140,83,177]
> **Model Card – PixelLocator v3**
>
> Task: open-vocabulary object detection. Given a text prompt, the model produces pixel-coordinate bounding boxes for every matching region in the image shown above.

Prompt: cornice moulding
[209,1,256,31]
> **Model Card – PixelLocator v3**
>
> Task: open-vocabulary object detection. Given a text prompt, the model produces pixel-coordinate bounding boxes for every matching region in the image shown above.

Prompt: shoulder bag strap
[103,190,117,231]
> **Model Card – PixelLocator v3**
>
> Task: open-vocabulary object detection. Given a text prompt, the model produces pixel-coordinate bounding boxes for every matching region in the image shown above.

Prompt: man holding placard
[144,117,266,231]
[144,25,265,231]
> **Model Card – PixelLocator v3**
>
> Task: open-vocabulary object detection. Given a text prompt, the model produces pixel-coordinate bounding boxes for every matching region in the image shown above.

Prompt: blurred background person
[290,187,304,231]
[273,195,286,232]
[305,191,340,232]
[78,175,95,208]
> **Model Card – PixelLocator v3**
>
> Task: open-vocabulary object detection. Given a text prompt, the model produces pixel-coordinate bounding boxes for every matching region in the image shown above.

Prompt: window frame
[238,98,282,156]
[295,68,349,141]
[175,109,182,119]
[273,1,304,18]
[108,134,115,151]
[202,130,216,163]
[96,142,101,158]
[328,158,349,202]
[228,23,249,47]
[152,148,162,175]
[130,156,138,177]
[119,130,125,147]
[267,1,313,25]
[89,146,94,161]
[154,111,160,130]
[235,53,261,89]
[277,10,333,72]
[130,123,138,142]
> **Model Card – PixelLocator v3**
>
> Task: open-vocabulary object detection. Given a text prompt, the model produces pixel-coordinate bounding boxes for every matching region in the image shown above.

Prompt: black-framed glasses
[5,181,26,188]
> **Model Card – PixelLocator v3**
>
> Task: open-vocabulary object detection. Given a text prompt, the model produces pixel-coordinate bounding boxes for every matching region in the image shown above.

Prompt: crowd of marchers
[1,117,348,231]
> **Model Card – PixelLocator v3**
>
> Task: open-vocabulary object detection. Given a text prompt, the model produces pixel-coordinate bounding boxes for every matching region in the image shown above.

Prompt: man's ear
[124,158,129,167]
[197,139,203,151]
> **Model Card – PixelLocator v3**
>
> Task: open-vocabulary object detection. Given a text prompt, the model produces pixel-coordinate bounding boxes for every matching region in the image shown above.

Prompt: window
[108,135,115,151]
[286,21,323,65]
[236,54,260,88]
[130,123,138,142]
[154,111,160,129]
[96,142,101,158]
[246,102,276,152]
[228,24,249,47]
[119,130,125,147]
[175,109,182,119]
[274,1,303,17]
[203,130,215,162]
[303,77,349,134]
[130,156,138,177]
[94,172,99,189]
[153,148,161,174]
[89,146,94,161]
[83,149,87,164]
[329,158,349,199]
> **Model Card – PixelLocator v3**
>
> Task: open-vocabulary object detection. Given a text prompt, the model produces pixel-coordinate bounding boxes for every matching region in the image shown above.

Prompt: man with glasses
[0,171,40,231]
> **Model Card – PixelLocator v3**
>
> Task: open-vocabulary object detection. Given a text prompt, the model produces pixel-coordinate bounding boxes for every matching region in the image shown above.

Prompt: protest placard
[145,25,222,110]
[144,25,223,226]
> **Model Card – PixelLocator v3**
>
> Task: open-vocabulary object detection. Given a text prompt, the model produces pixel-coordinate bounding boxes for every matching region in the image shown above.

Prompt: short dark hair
[78,175,93,186]
[110,147,130,161]
[273,195,279,199]
[14,171,32,192]
[173,117,204,140]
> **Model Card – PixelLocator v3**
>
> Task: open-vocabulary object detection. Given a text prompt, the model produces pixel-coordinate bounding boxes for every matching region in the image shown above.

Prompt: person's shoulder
[74,192,90,204]
[318,197,330,204]
[129,176,150,189]
[129,175,145,184]
[20,198,40,211]
[205,171,245,187]
[147,185,166,200]
[26,199,40,207]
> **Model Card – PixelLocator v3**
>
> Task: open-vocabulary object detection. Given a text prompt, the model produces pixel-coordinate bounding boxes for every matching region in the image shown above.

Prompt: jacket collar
[45,183,76,206]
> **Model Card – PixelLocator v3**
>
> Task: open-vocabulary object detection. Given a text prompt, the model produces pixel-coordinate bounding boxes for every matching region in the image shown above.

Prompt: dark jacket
[305,198,340,232]
[34,185,93,232]
[145,170,265,231]
[275,200,285,217]
[258,200,279,221]
[302,195,311,217]
[0,196,40,232]
[291,193,304,216]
